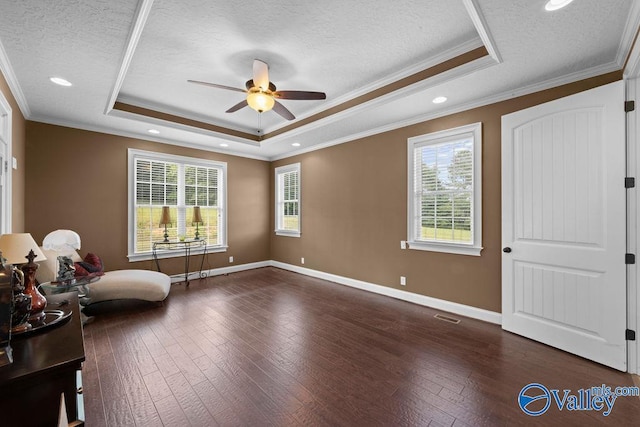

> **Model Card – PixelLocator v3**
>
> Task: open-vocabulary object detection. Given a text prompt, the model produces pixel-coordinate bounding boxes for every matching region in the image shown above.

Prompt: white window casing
[275,163,301,237]
[128,149,228,261]
[407,122,482,256]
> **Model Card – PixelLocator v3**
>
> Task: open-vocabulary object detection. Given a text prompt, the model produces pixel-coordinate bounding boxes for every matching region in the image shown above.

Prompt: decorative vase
[21,250,46,325]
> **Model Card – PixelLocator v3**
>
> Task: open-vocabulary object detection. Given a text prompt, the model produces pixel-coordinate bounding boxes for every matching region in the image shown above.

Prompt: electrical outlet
[400,276,406,286]
[229,256,234,263]
[400,240,407,249]
[301,257,305,264]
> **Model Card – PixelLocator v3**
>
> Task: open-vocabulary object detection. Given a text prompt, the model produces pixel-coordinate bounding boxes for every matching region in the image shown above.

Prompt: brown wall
[25,123,271,275]
[270,71,622,313]
[0,70,26,232]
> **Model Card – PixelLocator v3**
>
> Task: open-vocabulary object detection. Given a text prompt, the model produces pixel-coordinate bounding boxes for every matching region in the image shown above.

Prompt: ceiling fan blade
[274,90,327,100]
[226,100,248,113]
[272,100,295,120]
[187,80,246,93]
[253,59,270,91]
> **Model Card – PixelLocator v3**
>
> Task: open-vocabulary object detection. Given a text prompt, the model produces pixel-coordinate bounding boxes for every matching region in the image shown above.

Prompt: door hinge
[626,329,636,341]
[626,177,635,188]
[626,253,636,264]
[625,100,635,112]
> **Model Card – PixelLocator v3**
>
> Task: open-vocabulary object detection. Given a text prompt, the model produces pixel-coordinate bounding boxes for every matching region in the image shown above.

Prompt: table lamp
[192,206,203,240]
[0,233,48,325]
[159,206,172,242]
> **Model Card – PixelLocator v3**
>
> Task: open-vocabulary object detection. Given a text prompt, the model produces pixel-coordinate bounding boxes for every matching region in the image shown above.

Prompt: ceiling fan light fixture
[247,90,275,113]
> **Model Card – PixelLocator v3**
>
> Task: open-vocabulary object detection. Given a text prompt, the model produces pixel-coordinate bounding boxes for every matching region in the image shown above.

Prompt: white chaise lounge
[35,230,170,306]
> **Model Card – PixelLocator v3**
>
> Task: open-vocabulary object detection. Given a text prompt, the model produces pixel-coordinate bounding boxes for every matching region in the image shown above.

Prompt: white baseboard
[169,259,502,325]
[270,261,502,325]
[169,260,271,283]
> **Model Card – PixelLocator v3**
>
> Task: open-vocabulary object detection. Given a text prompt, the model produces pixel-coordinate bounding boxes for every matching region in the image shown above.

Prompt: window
[128,149,227,261]
[275,163,301,237]
[407,122,482,256]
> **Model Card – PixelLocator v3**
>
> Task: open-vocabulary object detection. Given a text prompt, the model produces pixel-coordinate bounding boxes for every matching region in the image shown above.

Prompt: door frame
[624,41,640,375]
[0,89,11,235]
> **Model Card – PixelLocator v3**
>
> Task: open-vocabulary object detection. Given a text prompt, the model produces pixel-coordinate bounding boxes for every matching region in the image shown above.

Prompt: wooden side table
[0,292,85,426]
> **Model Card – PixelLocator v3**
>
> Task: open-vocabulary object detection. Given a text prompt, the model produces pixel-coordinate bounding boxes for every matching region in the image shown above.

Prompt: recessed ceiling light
[220,143,229,147]
[544,0,574,11]
[147,129,160,134]
[432,96,448,104]
[49,77,72,87]
[292,143,301,147]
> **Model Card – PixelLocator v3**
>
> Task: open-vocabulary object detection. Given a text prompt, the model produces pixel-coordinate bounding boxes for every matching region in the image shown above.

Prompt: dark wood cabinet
[0,292,85,426]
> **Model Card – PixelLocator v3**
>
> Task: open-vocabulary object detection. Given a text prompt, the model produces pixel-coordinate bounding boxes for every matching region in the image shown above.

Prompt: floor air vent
[434,313,461,324]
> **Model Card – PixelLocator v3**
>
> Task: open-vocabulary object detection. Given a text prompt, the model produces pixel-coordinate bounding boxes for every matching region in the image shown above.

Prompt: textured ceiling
[0,0,637,160]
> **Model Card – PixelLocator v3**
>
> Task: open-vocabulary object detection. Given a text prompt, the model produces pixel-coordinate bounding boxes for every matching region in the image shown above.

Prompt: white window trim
[127,149,228,262]
[275,163,301,237]
[407,122,483,256]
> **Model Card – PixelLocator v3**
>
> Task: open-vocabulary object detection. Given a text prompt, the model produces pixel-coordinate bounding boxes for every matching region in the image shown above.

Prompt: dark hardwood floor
[81,267,640,426]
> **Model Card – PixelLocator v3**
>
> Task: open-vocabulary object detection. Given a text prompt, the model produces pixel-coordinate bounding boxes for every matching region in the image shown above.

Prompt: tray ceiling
[0,0,637,160]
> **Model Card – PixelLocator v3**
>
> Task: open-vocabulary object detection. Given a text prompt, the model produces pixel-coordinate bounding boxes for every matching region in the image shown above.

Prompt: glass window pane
[166,163,178,184]
[151,161,165,183]
[185,166,196,185]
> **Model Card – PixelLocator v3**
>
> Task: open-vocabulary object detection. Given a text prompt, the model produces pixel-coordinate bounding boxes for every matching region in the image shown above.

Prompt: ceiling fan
[188,59,326,121]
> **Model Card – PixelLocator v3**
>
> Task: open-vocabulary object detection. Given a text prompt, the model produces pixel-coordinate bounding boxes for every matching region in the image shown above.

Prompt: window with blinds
[128,149,227,259]
[275,163,301,237]
[407,123,482,256]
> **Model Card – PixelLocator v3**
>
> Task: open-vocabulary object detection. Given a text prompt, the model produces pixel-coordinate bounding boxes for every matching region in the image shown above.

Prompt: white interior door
[501,81,627,371]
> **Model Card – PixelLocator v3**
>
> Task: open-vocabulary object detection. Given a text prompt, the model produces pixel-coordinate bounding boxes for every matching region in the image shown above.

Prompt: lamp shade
[192,206,203,224]
[0,233,47,265]
[159,206,172,226]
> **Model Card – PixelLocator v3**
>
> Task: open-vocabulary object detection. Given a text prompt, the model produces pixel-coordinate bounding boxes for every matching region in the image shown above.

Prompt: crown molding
[104,0,155,114]
[261,37,485,135]
[115,94,257,137]
[264,53,496,148]
[271,61,621,161]
[463,0,502,63]
[618,0,640,69]
[107,105,260,146]
[0,39,31,118]
[29,113,270,161]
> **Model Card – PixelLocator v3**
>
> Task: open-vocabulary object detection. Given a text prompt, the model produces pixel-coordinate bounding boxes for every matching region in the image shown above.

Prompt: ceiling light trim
[0,38,31,118]
[104,0,155,115]
[463,0,502,63]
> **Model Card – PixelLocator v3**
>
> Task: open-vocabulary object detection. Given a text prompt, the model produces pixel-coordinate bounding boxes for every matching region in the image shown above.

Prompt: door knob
[503,247,512,253]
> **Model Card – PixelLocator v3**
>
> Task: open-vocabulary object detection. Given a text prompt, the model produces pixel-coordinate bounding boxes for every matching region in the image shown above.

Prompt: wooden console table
[152,239,208,286]
[0,292,85,426]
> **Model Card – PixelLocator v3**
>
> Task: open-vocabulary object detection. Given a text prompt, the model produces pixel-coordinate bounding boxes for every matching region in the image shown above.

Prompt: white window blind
[275,163,301,237]
[128,149,227,260]
[407,123,482,256]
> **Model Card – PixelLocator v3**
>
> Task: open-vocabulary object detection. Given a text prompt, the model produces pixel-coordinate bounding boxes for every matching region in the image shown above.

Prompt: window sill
[275,230,301,238]
[127,245,228,262]
[407,240,482,256]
